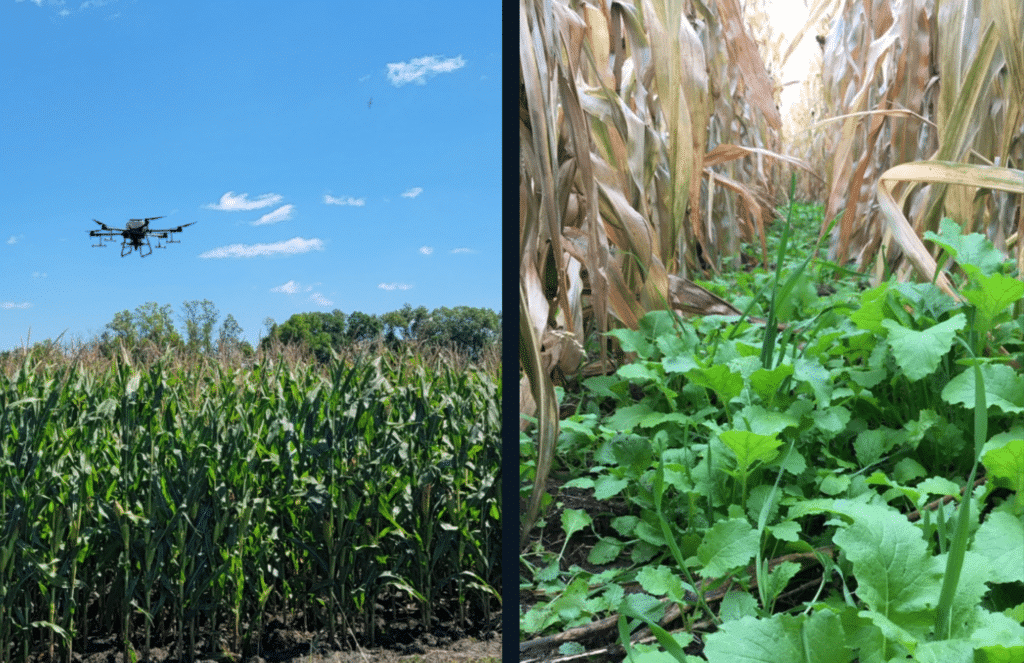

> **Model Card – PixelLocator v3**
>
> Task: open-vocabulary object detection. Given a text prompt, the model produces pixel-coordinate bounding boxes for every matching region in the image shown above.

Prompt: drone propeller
[93,219,110,231]
[170,222,195,233]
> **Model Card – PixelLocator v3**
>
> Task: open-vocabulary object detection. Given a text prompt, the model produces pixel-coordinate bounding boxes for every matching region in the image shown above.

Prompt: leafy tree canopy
[262,304,500,362]
[91,300,499,364]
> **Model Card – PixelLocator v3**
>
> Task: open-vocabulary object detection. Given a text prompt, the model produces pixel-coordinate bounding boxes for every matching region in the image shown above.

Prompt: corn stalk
[520,0,806,547]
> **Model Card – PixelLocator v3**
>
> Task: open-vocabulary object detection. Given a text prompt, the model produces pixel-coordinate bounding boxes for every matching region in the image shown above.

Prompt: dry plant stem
[522,577,828,663]
[905,475,988,522]
[520,480,989,658]
[519,548,835,657]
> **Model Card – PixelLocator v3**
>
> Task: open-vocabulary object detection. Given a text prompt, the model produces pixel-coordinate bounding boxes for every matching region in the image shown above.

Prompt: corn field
[0,344,501,661]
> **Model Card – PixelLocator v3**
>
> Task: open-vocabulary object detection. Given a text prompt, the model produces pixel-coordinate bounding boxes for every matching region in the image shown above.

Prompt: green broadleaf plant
[523,209,1023,660]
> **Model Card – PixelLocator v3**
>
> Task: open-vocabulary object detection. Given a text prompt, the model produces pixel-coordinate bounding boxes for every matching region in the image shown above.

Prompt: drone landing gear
[122,237,153,258]
[154,232,177,250]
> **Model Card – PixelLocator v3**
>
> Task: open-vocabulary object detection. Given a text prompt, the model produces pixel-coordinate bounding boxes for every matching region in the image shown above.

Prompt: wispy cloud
[199,237,324,259]
[32,272,48,278]
[324,195,366,206]
[419,246,433,255]
[386,55,465,87]
[450,248,475,254]
[309,292,333,306]
[1,302,32,309]
[358,74,371,82]
[271,280,320,294]
[19,0,117,16]
[270,280,300,294]
[6,236,18,245]
[378,283,412,291]
[252,204,294,226]
[204,191,283,211]
[401,187,423,198]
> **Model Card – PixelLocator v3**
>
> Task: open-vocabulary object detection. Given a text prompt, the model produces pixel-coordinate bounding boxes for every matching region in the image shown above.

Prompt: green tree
[271,311,346,363]
[104,309,139,347]
[134,302,181,346]
[101,302,183,351]
[381,303,431,346]
[419,306,500,359]
[181,299,219,355]
[217,313,244,357]
[261,317,277,345]
[345,311,383,343]
[329,309,350,344]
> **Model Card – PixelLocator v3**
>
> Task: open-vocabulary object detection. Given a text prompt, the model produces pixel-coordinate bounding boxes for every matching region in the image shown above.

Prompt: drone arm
[149,222,195,234]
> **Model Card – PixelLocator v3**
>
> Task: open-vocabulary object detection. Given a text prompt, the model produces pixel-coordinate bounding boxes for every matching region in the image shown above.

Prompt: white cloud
[401,187,423,198]
[324,195,365,206]
[32,271,48,278]
[309,292,333,306]
[204,191,283,211]
[20,0,117,16]
[387,55,465,87]
[1,302,32,309]
[450,247,475,254]
[419,246,433,255]
[199,237,324,259]
[271,280,300,294]
[252,204,294,226]
[378,283,412,291]
[6,236,17,245]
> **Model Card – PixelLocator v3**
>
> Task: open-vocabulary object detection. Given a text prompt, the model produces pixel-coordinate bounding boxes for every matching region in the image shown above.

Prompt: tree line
[92,300,500,362]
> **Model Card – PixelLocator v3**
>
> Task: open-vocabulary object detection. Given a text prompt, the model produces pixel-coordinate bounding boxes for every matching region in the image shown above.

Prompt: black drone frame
[89,217,195,258]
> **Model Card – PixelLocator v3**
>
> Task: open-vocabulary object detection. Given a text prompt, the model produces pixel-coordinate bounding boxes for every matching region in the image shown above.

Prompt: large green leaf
[703,611,853,663]
[880,315,965,382]
[924,217,1008,277]
[942,364,1024,414]
[719,430,782,474]
[697,518,759,578]
[972,509,1024,584]
[830,500,944,617]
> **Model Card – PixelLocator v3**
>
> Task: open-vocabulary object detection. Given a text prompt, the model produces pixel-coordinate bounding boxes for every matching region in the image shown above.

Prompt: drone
[89,216,195,258]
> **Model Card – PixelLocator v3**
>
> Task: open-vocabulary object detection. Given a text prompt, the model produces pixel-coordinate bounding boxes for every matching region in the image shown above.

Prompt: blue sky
[0,0,500,353]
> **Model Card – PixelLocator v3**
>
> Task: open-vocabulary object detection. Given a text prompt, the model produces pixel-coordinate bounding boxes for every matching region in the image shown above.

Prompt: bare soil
[25,596,501,663]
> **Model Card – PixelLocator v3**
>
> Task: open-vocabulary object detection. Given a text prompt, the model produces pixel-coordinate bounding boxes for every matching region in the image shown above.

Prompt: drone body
[89,217,195,257]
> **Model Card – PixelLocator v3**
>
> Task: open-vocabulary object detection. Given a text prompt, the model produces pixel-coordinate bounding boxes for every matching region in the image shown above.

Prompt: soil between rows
[26,595,501,663]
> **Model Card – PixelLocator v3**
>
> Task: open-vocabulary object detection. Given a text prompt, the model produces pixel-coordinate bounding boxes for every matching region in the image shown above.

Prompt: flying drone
[88,217,195,258]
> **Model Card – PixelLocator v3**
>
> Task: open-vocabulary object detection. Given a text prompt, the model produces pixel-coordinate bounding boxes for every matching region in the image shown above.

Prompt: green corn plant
[1,339,499,661]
